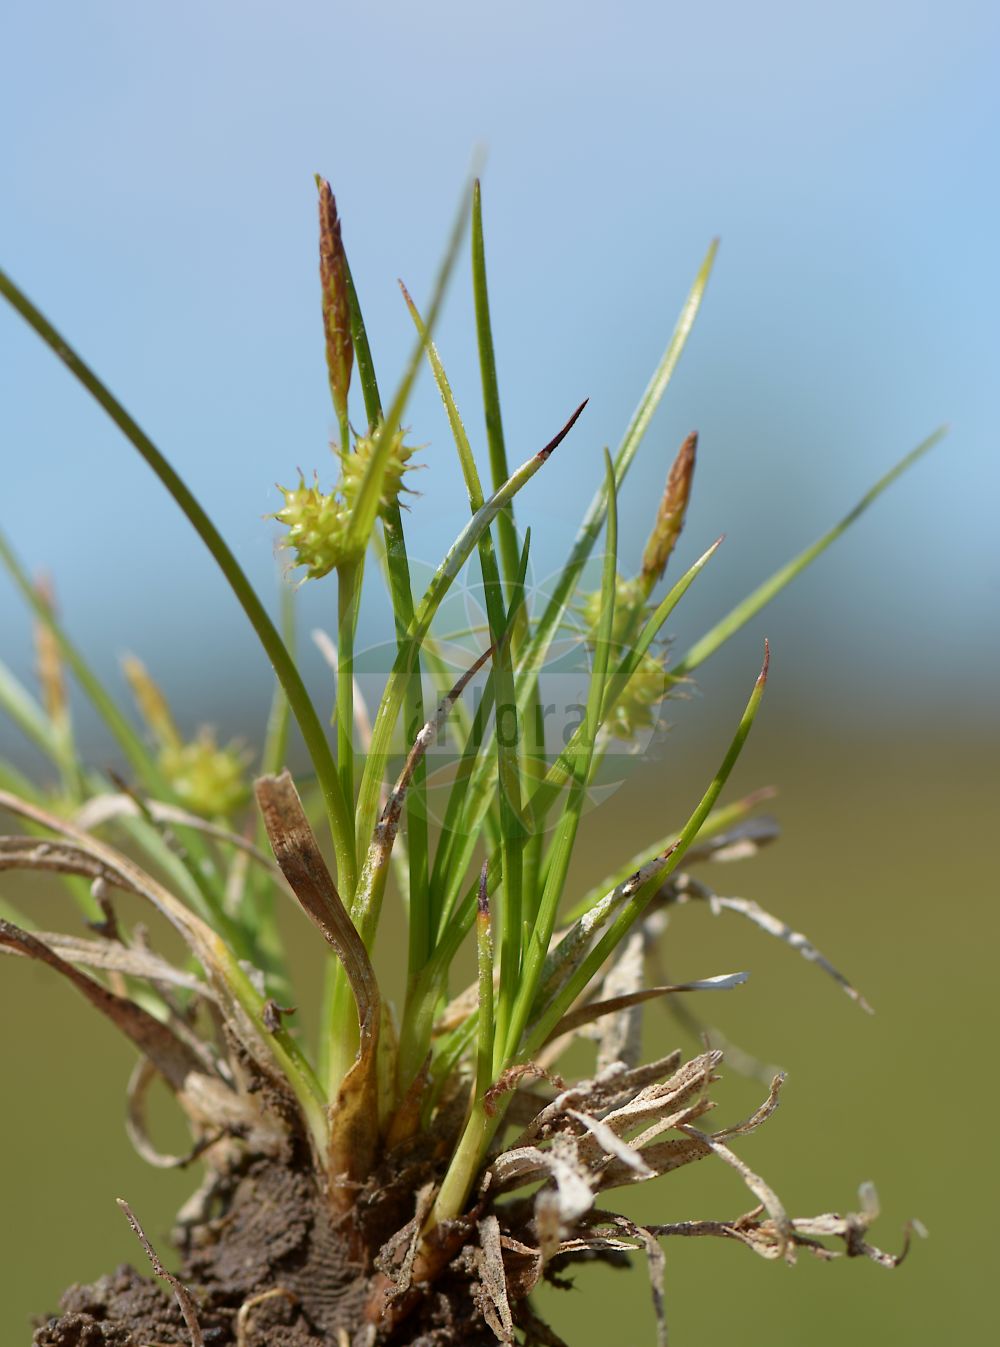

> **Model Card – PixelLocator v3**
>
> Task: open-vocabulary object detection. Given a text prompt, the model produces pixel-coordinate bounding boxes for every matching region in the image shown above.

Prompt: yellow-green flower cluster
[122,655,249,817]
[272,475,350,581]
[160,730,249,818]
[580,573,647,647]
[581,572,672,742]
[273,428,417,581]
[341,426,417,515]
[603,650,672,740]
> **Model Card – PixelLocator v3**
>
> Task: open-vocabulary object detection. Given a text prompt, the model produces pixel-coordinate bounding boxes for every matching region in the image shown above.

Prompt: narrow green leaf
[0,529,164,790]
[0,656,65,765]
[501,453,619,1067]
[472,179,521,596]
[353,401,587,881]
[475,862,495,1102]
[523,642,771,1059]
[397,538,532,1092]
[342,183,472,558]
[675,428,947,677]
[514,240,719,720]
[401,281,529,1050]
[0,269,357,898]
[530,536,724,821]
[342,244,430,932]
[564,789,778,924]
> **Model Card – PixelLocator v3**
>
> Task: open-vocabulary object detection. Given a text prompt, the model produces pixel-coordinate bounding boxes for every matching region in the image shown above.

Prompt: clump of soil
[30,1151,511,1347]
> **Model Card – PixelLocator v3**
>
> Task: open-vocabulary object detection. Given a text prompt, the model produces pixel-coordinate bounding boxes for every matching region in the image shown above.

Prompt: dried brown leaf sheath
[255,770,381,1206]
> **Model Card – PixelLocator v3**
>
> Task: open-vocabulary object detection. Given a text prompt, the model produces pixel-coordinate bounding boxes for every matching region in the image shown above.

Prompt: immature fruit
[340,425,418,516]
[160,729,248,817]
[581,572,672,740]
[581,572,647,647]
[272,475,351,579]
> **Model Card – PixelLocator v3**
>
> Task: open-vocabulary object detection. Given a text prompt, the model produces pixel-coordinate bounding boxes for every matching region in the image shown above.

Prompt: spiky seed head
[160,729,249,818]
[580,572,673,741]
[605,650,672,740]
[271,476,355,579]
[340,426,419,518]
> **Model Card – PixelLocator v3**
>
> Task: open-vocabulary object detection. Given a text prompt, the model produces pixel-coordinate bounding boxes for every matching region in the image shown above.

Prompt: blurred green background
[1,2,997,1343]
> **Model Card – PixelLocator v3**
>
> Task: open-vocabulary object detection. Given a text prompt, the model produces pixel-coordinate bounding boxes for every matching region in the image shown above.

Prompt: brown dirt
[29,1152,520,1347]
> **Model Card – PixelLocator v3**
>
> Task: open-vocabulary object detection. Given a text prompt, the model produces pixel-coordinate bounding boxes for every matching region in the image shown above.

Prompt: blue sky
[2,1,997,761]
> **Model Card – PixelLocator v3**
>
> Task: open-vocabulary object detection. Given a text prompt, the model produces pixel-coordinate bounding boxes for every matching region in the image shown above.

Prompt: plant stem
[337,560,360,860]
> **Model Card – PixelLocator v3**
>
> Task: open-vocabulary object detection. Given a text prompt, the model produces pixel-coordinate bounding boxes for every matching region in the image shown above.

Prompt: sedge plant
[0,180,935,1347]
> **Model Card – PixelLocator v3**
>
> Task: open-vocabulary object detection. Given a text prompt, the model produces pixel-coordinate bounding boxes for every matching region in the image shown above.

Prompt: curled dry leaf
[666,873,873,1012]
[476,1213,515,1344]
[0,925,211,996]
[0,788,326,1157]
[0,918,213,1092]
[73,792,283,876]
[126,1058,225,1170]
[546,971,749,1044]
[594,929,646,1071]
[254,770,381,1205]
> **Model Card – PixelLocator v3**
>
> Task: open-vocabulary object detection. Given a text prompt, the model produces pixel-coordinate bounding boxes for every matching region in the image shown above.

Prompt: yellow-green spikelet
[272,476,349,580]
[581,572,672,741]
[340,427,418,517]
[160,730,249,817]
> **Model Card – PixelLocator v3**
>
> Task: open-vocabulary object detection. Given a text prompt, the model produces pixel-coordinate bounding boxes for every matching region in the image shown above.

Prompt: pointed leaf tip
[537,399,589,461]
[760,638,770,682]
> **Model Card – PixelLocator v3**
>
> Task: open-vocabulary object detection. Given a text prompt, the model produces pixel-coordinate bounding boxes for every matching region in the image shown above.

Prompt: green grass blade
[523,642,770,1059]
[343,249,430,936]
[447,530,723,872]
[344,254,383,428]
[353,402,587,884]
[0,269,357,898]
[401,281,529,1015]
[529,535,725,823]
[514,241,719,715]
[342,184,472,558]
[426,662,500,925]
[564,789,777,924]
[0,529,168,792]
[397,540,532,1091]
[427,529,532,944]
[248,582,296,975]
[259,584,295,780]
[428,470,621,1220]
[471,180,521,597]
[336,560,361,835]
[474,861,496,1102]
[674,428,947,677]
[0,657,66,766]
[501,453,619,1067]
